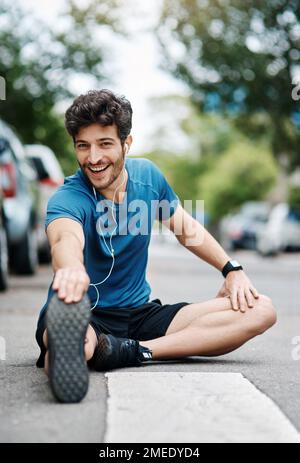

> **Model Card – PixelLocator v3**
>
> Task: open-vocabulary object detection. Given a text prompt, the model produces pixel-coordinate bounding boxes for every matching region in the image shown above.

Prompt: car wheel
[0,227,9,291]
[13,227,38,275]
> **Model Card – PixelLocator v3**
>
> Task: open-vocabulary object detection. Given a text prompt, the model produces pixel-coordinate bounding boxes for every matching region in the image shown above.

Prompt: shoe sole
[46,293,91,403]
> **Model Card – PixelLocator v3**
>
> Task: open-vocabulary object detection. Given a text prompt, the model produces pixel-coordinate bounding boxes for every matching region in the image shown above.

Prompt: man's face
[74,123,127,191]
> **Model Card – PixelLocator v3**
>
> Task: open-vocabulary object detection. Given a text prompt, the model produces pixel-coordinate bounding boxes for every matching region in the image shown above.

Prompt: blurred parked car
[0,188,8,291]
[25,144,64,262]
[219,201,271,251]
[0,119,40,275]
[257,203,300,256]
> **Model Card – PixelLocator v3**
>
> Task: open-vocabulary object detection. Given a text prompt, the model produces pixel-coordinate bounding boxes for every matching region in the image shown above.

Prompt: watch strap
[222,260,243,278]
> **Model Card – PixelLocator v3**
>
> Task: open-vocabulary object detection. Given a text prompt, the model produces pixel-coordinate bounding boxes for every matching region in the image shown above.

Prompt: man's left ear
[125,135,133,151]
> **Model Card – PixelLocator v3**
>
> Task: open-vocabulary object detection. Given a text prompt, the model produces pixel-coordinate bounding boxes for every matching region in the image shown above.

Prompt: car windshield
[240,203,269,221]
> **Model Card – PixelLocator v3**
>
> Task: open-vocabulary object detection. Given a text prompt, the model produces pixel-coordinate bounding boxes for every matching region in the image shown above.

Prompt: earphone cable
[89,162,127,310]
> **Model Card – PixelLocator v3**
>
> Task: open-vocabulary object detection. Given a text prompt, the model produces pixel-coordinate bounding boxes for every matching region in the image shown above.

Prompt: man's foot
[46,293,91,403]
[92,333,153,371]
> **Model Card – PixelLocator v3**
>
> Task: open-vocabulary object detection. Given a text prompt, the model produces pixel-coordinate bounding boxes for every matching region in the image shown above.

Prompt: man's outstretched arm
[162,204,259,312]
[46,218,90,303]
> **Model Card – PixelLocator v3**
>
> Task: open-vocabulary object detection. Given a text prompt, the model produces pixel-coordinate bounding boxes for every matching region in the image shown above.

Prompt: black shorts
[35,298,190,368]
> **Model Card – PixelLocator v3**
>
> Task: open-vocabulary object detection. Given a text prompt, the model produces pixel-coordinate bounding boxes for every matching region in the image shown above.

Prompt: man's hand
[216,270,259,312]
[52,266,90,304]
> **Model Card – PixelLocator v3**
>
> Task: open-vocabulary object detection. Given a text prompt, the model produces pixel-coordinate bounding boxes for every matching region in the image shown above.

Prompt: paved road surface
[0,242,299,442]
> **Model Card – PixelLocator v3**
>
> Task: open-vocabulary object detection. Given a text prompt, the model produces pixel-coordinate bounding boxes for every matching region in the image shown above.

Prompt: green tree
[0,0,122,173]
[144,93,260,209]
[144,149,207,203]
[288,185,300,211]
[198,138,278,222]
[157,0,300,170]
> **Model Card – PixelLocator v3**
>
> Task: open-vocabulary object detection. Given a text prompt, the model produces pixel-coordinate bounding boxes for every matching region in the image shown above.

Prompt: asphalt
[0,242,299,442]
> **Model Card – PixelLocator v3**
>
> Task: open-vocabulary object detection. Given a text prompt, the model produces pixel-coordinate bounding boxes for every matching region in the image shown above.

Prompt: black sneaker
[92,333,153,372]
[46,293,91,403]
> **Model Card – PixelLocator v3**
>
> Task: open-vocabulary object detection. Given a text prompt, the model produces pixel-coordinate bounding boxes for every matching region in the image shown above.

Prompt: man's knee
[249,294,277,335]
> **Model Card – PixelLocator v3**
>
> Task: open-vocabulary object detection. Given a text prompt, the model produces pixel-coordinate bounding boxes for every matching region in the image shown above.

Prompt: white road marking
[105,372,300,443]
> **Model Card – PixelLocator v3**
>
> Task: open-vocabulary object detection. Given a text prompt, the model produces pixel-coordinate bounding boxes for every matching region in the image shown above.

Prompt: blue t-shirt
[39,157,180,317]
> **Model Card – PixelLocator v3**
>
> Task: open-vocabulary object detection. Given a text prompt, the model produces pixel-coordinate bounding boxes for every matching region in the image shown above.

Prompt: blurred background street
[0,0,300,443]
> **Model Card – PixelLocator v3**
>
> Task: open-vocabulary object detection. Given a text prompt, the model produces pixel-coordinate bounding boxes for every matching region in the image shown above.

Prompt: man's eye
[77,144,88,149]
[102,142,112,146]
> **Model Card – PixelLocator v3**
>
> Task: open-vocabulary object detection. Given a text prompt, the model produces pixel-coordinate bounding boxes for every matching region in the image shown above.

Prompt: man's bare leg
[43,325,98,376]
[139,295,277,359]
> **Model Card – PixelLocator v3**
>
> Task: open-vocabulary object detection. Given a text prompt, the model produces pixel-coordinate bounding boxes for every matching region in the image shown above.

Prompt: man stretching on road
[35,89,277,403]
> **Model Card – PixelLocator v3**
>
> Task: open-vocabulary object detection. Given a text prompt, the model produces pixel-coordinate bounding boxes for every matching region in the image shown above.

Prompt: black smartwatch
[222,260,243,278]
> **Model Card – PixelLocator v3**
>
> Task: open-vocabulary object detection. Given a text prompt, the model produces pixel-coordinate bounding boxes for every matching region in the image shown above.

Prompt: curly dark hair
[65,89,133,145]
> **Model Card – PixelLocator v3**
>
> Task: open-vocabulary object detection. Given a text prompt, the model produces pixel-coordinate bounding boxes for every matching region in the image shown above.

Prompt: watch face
[230,260,240,268]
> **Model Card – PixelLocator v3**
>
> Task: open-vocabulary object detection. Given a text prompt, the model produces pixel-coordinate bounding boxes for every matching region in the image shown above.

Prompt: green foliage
[143,150,208,202]
[144,108,279,217]
[158,0,300,169]
[197,139,278,222]
[0,0,121,175]
[288,185,300,211]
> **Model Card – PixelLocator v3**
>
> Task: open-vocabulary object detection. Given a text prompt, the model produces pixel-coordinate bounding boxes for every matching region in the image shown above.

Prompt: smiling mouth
[87,164,111,175]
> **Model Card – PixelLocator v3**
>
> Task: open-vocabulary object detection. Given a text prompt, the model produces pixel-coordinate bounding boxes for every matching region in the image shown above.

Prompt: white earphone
[90,143,129,310]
